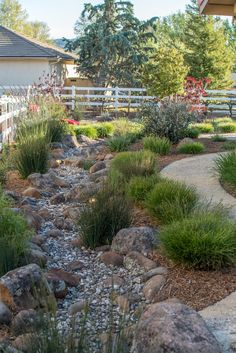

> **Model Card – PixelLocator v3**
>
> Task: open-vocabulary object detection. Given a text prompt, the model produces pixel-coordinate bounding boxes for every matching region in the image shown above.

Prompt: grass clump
[223,141,236,151]
[211,117,233,124]
[126,174,161,202]
[0,191,31,276]
[110,151,156,183]
[177,142,205,154]
[217,122,236,133]
[143,136,171,155]
[185,127,200,139]
[95,123,114,138]
[160,209,236,270]
[79,187,131,249]
[145,179,199,224]
[112,118,143,137]
[190,123,214,134]
[76,126,98,139]
[211,134,227,142]
[107,135,132,152]
[215,151,236,187]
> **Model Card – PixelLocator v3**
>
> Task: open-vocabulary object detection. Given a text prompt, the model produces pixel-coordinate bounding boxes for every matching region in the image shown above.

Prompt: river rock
[0,301,12,325]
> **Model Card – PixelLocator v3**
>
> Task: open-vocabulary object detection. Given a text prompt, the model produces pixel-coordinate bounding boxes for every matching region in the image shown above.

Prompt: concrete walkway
[161,153,236,218]
[161,153,236,352]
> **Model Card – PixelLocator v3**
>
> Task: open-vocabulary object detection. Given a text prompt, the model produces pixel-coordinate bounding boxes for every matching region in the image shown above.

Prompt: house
[198,0,236,20]
[0,25,77,86]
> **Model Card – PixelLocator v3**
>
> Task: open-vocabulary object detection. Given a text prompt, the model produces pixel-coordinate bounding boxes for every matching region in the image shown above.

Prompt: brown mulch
[150,251,236,311]
[5,170,30,194]
[131,206,160,228]
[221,180,236,199]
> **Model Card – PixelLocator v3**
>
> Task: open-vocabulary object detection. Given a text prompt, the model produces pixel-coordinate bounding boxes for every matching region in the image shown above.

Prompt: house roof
[0,25,77,61]
[198,0,236,16]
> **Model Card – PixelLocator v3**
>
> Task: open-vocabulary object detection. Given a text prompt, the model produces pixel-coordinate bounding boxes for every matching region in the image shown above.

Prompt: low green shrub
[47,118,67,142]
[126,174,161,202]
[143,136,171,155]
[0,191,31,276]
[223,141,236,151]
[212,117,234,124]
[177,142,205,154]
[0,145,16,185]
[107,135,132,152]
[185,127,200,139]
[145,179,199,224]
[211,134,227,142]
[215,151,236,187]
[112,118,144,137]
[76,126,98,139]
[80,159,95,171]
[217,122,236,133]
[95,123,114,138]
[160,210,236,270]
[79,187,131,249]
[110,151,156,183]
[190,123,214,133]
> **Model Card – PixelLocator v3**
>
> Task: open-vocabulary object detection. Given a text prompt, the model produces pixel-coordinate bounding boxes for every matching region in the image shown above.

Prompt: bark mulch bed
[5,170,30,194]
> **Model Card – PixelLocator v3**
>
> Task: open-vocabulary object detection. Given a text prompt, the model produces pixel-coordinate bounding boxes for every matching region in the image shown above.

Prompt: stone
[50,148,65,160]
[100,251,123,267]
[11,310,37,336]
[89,169,108,182]
[112,227,157,256]
[124,252,157,272]
[68,300,87,315]
[38,208,52,221]
[177,137,194,149]
[46,229,63,238]
[116,295,129,313]
[67,182,99,202]
[104,154,113,160]
[103,275,124,288]
[89,161,106,174]
[46,269,80,287]
[22,210,43,231]
[27,173,44,188]
[95,245,111,252]
[0,301,12,325]
[0,264,51,310]
[143,275,165,302]
[132,302,221,353]
[50,159,61,169]
[25,249,47,267]
[22,188,41,199]
[50,142,63,150]
[12,334,33,352]
[31,235,44,247]
[141,267,168,282]
[71,238,83,248]
[51,175,69,188]
[50,193,65,205]
[63,206,80,221]
[62,134,80,149]
[45,274,68,299]
[67,260,84,271]
[78,135,93,144]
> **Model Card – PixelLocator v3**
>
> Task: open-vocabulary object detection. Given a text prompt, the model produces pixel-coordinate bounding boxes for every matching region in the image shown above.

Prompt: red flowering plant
[182,76,211,115]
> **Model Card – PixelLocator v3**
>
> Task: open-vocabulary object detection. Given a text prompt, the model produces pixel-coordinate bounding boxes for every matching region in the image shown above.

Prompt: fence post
[72,85,76,111]
[115,86,119,115]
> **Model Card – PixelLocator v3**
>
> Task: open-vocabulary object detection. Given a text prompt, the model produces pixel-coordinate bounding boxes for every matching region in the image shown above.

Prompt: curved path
[161,152,236,218]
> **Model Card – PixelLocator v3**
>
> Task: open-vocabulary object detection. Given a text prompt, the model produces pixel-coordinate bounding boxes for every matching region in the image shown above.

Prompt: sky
[19,0,190,38]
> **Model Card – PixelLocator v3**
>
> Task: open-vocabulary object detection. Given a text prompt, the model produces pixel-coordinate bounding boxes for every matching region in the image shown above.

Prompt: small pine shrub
[143,136,171,155]
[76,126,98,139]
[145,179,199,224]
[223,141,236,151]
[110,151,156,183]
[160,210,236,270]
[79,187,131,248]
[211,135,227,142]
[107,135,132,152]
[126,174,161,202]
[215,151,236,187]
[95,123,114,138]
[217,122,236,133]
[177,142,205,154]
[190,123,214,133]
[185,127,200,139]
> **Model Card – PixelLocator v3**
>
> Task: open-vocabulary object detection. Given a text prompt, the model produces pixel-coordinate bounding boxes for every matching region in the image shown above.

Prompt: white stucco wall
[0,59,62,86]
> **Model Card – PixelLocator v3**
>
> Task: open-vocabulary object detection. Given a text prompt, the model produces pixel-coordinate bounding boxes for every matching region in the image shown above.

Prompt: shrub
[190,123,214,133]
[212,117,233,124]
[16,122,50,179]
[145,179,199,224]
[110,151,156,183]
[223,141,236,151]
[177,142,205,154]
[143,136,171,155]
[160,210,236,270]
[0,191,31,276]
[211,134,227,142]
[185,127,200,139]
[112,118,144,137]
[107,135,132,152]
[76,126,98,139]
[79,187,131,248]
[217,122,236,133]
[80,159,95,171]
[0,145,16,185]
[47,118,67,142]
[126,174,161,202]
[215,151,236,187]
[95,123,114,138]
[141,100,195,143]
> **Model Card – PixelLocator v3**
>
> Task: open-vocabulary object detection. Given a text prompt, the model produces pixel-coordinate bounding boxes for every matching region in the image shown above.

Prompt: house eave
[199,0,236,16]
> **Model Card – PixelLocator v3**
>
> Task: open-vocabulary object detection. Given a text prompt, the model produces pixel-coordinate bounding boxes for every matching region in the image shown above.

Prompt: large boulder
[111,227,157,256]
[0,264,52,310]
[62,134,80,149]
[132,302,221,353]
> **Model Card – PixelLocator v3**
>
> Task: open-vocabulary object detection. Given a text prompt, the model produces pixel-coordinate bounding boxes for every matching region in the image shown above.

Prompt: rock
[89,169,108,182]
[78,135,93,144]
[63,206,80,221]
[103,275,124,288]
[89,161,106,174]
[46,229,63,238]
[46,269,80,287]
[50,142,63,150]
[62,134,80,149]
[100,251,123,267]
[141,267,168,282]
[67,260,84,271]
[50,193,65,205]
[53,217,73,230]
[177,137,194,149]
[11,310,37,336]
[68,300,87,315]
[67,182,99,202]
[116,295,129,313]
[22,188,41,199]
[112,227,157,256]
[12,334,33,352]
[50,148,65,160]
[50,159,61,169]
[132,302,221,353]
[124,252,157,272]
[31,235,44,247]
[50,175,69,188]
[0,264,51,310]
[25,249,47,267]
[27,173,44,188]
[71,238,83,248]
[0,301,12,325]
[38,208,52,221]
[95,245,111,252]
[143,275,165,302]
[45,274,68,299]
[104,154,113,160]
[22,210,43,231]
